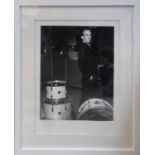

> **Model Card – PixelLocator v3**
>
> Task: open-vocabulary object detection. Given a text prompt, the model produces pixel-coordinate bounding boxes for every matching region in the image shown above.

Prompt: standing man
[78,29,98,104]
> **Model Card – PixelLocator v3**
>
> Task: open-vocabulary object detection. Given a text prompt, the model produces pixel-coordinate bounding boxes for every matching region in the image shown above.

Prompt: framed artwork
[15,0,140,155]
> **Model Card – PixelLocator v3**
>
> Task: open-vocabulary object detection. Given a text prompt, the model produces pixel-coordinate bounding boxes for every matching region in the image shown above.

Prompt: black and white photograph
[15,1,139,154]
[40,26,114,121]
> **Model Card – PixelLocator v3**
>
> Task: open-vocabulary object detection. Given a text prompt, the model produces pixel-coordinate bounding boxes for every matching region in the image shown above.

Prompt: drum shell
[43,99,72,120]
[46,85,66,99]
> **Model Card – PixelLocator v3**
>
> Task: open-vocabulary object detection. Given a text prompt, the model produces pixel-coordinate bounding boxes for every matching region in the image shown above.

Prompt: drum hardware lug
[51,105,54,112]
[65,105,67,110]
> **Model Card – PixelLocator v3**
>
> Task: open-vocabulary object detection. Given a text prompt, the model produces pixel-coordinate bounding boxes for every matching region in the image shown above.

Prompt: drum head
[45,80,66,87]
[77,98,113,121]
[51,80,66,87]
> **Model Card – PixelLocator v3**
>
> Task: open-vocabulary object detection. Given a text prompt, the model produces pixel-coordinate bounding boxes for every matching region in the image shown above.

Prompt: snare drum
[45,80,67,100]
[43,97,72,120]
[77,98,113,120]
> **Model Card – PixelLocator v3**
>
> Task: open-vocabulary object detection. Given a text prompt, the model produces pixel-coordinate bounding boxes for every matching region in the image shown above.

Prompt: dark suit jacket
[78,42,98,86]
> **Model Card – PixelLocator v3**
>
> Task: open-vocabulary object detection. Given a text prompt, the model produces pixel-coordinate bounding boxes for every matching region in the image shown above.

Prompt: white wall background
[140,1,155,155]
[0,0,14,155]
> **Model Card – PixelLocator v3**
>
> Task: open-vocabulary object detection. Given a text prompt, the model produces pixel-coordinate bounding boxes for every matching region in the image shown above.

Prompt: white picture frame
[15,0,140,155]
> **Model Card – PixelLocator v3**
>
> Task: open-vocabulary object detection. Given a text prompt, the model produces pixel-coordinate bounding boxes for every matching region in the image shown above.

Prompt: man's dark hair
[81,28,92,36]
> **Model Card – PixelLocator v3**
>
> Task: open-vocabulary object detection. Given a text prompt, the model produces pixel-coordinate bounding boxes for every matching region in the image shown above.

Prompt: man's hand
[90,75,93,80]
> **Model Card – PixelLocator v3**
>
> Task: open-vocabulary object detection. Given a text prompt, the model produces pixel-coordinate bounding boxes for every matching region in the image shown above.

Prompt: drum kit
[43,80,113,121]
[43,80,73,120]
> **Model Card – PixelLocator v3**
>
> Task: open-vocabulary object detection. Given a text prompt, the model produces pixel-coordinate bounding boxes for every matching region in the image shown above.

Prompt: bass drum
[43,97,72,120]
[77,98,113,121]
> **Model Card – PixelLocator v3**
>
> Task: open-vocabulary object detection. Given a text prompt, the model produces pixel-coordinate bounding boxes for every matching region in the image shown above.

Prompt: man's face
[81,30,92,43]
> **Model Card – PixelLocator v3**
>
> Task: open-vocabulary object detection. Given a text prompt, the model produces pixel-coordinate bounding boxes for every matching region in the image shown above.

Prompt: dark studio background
[41,26,114,94]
